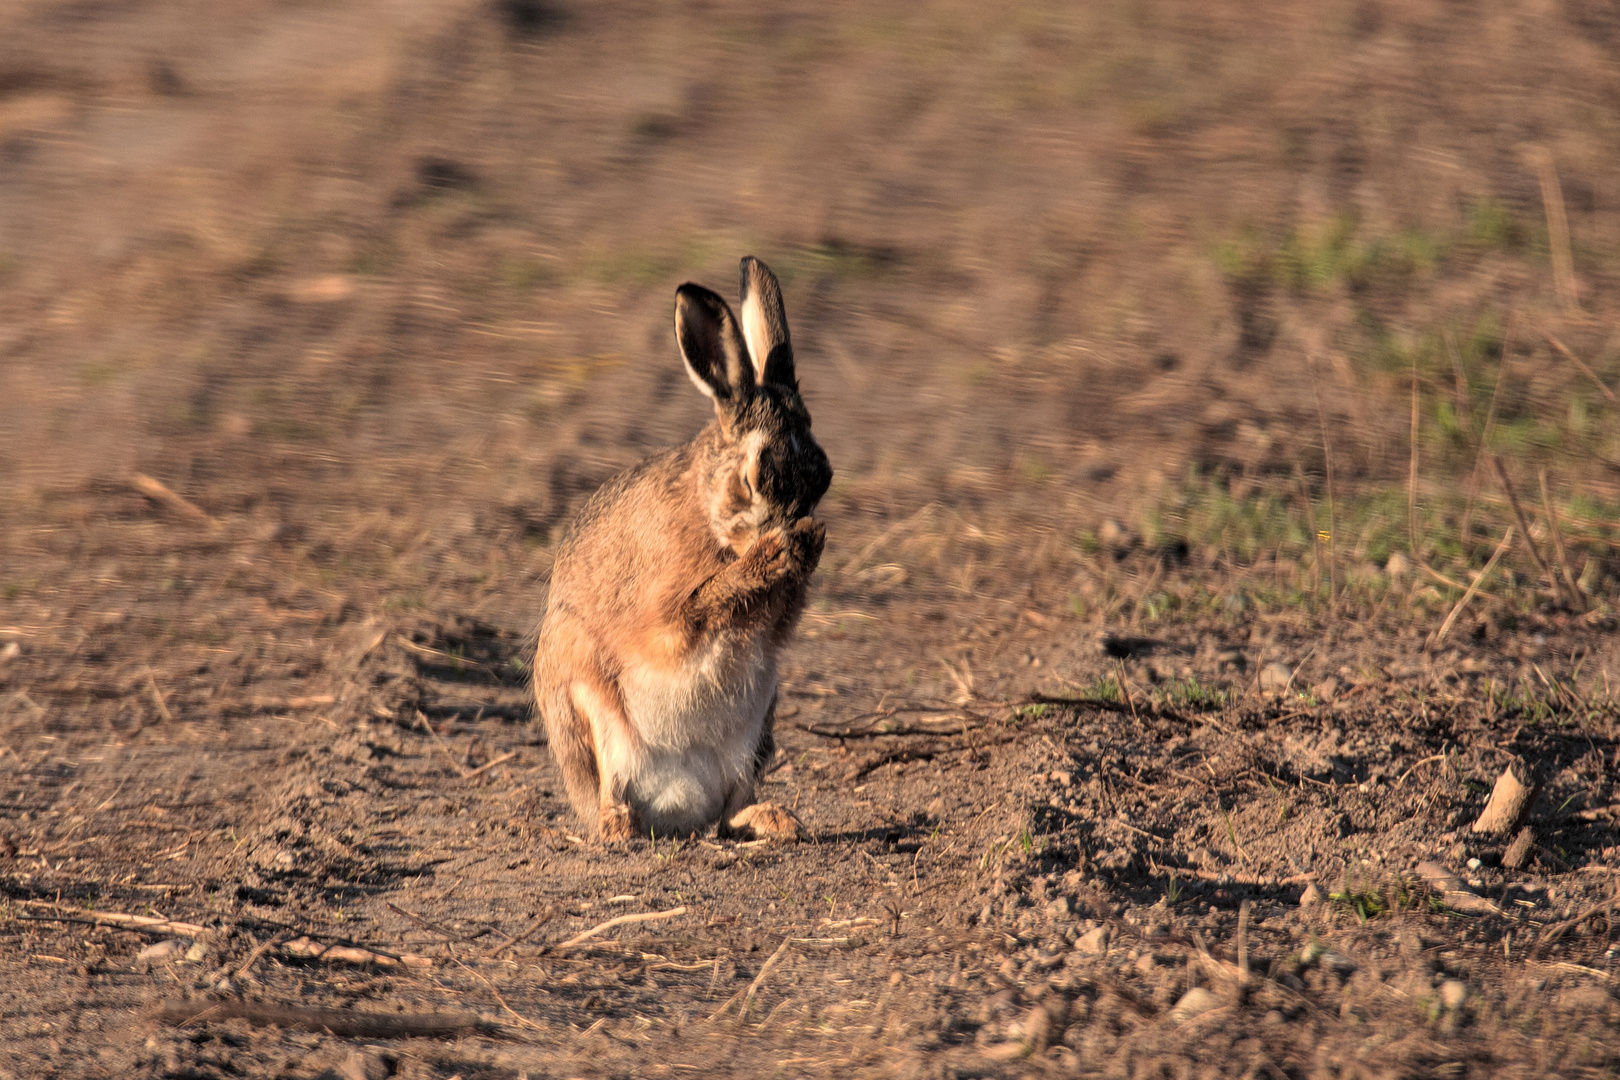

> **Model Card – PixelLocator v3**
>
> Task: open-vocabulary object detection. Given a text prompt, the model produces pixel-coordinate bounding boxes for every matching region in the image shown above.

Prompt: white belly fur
[612,631,775,836]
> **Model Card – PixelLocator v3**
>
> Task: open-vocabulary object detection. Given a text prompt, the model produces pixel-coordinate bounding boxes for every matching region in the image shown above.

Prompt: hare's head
[676,256,832,553]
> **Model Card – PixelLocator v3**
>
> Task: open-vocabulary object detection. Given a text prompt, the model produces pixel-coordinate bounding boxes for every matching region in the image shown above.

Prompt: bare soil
[2,1,1620,1077]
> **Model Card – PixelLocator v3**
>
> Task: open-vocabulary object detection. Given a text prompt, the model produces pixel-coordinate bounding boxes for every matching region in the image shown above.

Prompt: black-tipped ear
[675,283,755,408]
[738,256,796,390]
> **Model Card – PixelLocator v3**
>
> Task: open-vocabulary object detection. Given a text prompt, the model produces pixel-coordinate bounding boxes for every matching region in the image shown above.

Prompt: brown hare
[534,256,832,842]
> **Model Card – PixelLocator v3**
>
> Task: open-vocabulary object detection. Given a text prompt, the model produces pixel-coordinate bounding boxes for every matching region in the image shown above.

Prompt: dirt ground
[3,1,1620,1077]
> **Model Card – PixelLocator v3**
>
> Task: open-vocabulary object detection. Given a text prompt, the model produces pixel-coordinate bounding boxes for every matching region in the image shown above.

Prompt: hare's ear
[738,256,796,390]
[675,283,755,409]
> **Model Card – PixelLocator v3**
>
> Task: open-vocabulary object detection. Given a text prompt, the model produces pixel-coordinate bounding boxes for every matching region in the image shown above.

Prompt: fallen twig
[131,473,216,526]
[1431,526,1514,646]
[1536,894,1620,955]
[484,909,556,960]
[156,999,505,1039]
[1541,328,1618,403]
[740,937,792,1021]
[549,906,688,952]
[454,959,549,1033]
[416,710,470,778]
[17,909,207,937]
[1416,860,1500,916]
[465,751,518,777]
[282,936,433,970]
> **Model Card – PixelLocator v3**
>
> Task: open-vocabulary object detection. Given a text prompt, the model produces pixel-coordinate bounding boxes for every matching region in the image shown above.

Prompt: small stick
[18,910,206,936]
[1541,329,1618,403]
[549,906,688,952]
[1236,899,1251,986]
[416,710,469,778]
[483,909,555,960]
[282,936,433,970]
[1310,356,1339,602]
[1536,894,1620,954]
[1524,145,1579,312]
[145,669,173,724]
[464,751,517,778]
[1432,526,1514,646]
[130,473,216,526]
[1409,357,1421,561]
[232,935,286,980]
[1491,456,1564,599]
[386,901,467,941]
[739,937,792,1021]
[1459,315,1516,551]
[454,959,548,1033]
[1537,468,1584,605]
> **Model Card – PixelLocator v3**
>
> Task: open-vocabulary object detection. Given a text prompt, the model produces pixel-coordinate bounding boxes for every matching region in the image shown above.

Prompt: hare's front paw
[745,527,793,583]
[785,517,826,574]
[596,802,640,843]
[721,802,804,842]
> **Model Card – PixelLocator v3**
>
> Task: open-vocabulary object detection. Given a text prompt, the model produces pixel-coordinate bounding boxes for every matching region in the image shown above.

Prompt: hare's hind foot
[720,802,804,842]
[597,802,641,844]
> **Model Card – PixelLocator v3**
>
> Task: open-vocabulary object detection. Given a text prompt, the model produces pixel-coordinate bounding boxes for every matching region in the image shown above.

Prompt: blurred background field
[2,0,1618,619]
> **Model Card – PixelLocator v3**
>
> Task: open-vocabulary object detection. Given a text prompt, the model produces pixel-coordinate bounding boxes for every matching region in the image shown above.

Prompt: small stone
[1262,1009,1286,1025]
[1439,979,1469,1011]
[1298,883,1324,907]
[1259,662,1294,691]
[1384,551,1411,579]
[1134,952,1158,974]
[183,941,210,964]
[135,939,186,970]
[1466,857,1482,871]
[1074,924,1111,956]
[977,903,994,926]
[1312,677,1339,702]
[1045,896,1072,920]
[1098,519,1134,551]
[1168,986,1222,1023]
[335,1050,389,1080]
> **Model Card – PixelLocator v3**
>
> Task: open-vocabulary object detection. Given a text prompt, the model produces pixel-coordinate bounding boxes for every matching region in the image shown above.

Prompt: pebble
[1074,924,1111,956]
[1259,662,1294,691]
[1298,883,1324,907]
[1168,986,1222,1023]
[1439,979,1469,1011]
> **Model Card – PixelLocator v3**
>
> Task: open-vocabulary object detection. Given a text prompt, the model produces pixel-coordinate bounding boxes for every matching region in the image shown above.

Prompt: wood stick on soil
[483,909,555,960]
[739,937,792,1021]
[20,909,207,937]
[130,473,216,526]
[548,906,688,952]
[1409,357,1421,561]
[1541,329,1618,403]
[416,710,470,778]
[1459,315,1515,550]
[1415,861,1501,916]
[1472,764,1540,836]
[281,936,433,970]
[1310,356,1340,602]
[464,750,518,778]
[1432,526,1514,646]
[145,669,173,723]
[1491,455,1569,603]
[1524,145,1579,311]
[156,999,503,1039]
[1537,468,1584,605]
